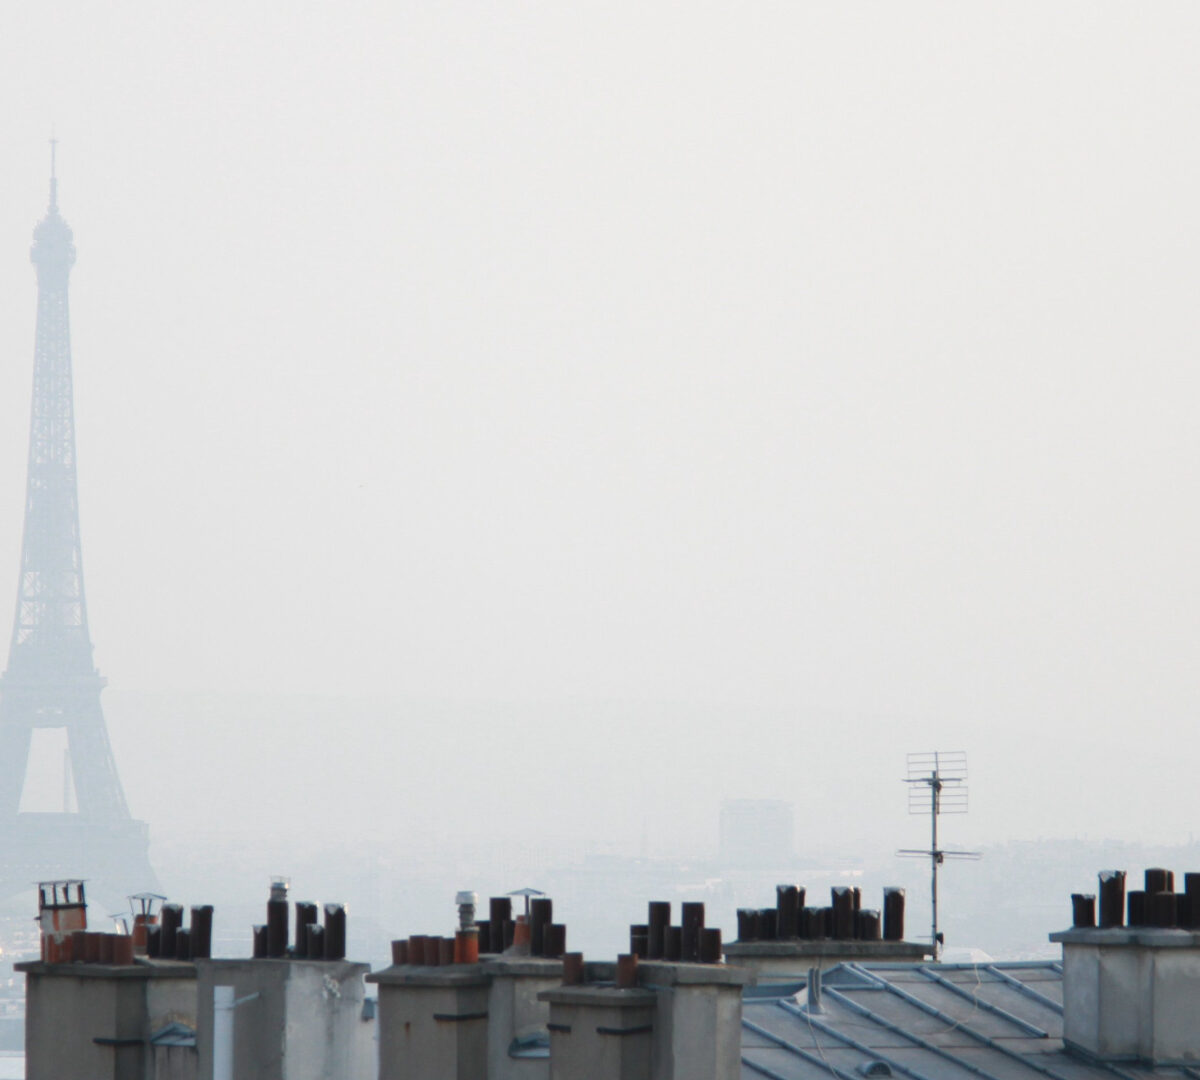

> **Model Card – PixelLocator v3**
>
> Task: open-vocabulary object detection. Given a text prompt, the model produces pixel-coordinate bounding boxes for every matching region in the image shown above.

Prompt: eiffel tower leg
[65,700,130,820]
[0,718,32,816]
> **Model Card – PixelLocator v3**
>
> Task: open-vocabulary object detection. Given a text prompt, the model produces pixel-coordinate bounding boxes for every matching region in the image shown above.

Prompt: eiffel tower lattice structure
[0,147,156,905]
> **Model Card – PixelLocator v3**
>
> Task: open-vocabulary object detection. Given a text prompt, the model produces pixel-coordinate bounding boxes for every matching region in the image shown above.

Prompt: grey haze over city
[1,2,1199,960]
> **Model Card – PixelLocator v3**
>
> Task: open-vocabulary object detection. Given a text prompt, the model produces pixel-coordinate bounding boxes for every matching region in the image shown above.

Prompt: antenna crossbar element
[897,750,978,961]
[904,750,968,815]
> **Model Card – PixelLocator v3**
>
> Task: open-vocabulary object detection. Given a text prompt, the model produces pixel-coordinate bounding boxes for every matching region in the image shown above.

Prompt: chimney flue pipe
[1184,873,1200,929]
[682,902,705,962]
[306,923,324,960]
[562,952,584,986]
[294,902,318,958]
[777,885,800,939]
[267,897,288,958]
[324,904,346,961]
[454,928,479,964]
[160,904,183,958]
[191,906,213,959]
[530,898,553,957]
[1127,891,1148,927]
[1145,868,1173,895]
[1150,891,1177,928]
[1098,871,1126,928]
[1071,894,1096,929]
[489,897,512,943]
[544,923,566,959]
[629,925,649,958]
[647,902,670,959]
[883,888,905,941]
[699,928,722,964]
[113,935,134,966]
[831,887,854,939]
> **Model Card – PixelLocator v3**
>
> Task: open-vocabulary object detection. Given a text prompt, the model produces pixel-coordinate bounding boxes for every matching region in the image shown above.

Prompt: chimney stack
[1053,867,1200,1064]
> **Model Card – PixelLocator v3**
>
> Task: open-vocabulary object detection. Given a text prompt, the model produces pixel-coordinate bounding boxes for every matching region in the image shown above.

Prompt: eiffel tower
[0,146,155,905]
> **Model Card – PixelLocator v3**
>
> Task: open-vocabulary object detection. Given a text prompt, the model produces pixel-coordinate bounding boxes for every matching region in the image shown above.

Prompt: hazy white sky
[2,3,1200,850]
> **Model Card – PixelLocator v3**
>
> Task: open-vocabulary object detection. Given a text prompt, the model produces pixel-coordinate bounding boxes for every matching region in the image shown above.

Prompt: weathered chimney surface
[371,954,566,1080]
[197,956,373,1080]
[538,959,750,1080]
[541,983,657,1080]
[1052,867,1200,1064]
[369,964,494,1080]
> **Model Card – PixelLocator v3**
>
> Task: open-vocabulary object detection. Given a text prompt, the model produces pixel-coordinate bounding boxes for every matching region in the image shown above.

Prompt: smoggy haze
[1,4,1198,858]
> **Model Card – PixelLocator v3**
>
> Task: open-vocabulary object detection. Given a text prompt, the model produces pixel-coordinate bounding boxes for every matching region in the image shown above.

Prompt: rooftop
[740,959,1187,1080]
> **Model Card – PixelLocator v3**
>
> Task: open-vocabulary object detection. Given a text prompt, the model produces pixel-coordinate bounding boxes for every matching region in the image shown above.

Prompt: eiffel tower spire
[0,147,154,901]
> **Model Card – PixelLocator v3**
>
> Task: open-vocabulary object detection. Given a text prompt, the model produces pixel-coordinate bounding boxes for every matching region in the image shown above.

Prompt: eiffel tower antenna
[49,134,57,212]
[0,149,156,904]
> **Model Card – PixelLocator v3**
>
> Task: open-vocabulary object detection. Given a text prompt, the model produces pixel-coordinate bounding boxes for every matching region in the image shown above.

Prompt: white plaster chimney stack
[1052,867,1200,1065]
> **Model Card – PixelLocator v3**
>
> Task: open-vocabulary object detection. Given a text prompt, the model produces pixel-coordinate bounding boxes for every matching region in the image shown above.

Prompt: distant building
[719,799,794,868]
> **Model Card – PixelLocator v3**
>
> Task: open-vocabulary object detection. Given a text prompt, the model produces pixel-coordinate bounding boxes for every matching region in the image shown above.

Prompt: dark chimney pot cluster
[147,903,214,961]
[1071,868,1200,930]
[250,881,347,961]
[735,883,905,943]
[628,900,722,963]
[391,893,567,967]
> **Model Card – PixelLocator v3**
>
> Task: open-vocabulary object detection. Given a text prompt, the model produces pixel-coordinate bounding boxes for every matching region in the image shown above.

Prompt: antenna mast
[898,751,979,960]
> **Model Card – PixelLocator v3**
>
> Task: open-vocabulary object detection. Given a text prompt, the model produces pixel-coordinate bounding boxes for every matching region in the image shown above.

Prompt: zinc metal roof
[741,961,1180,1080]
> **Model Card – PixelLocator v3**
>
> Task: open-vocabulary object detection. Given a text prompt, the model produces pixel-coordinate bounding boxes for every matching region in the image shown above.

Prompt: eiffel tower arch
[0,147,156,907]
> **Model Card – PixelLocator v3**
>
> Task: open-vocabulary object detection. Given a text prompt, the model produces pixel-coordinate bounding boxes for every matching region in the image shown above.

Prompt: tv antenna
[898,751,979,960]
